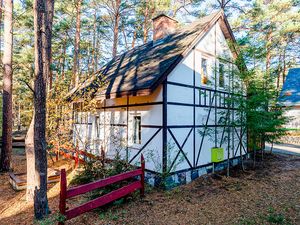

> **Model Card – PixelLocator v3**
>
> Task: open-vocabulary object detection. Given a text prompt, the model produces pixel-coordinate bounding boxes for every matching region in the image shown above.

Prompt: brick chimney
[152,14,178,41]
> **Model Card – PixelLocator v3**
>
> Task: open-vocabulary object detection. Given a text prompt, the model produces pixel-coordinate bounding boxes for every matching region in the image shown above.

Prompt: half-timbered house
[70,10,247,186]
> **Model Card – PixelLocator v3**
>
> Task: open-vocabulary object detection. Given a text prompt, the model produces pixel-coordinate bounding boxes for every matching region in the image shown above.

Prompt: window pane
[95,116,100,138]
[201,58,208,85]
[219,63,224,88]
[133,116,141,144]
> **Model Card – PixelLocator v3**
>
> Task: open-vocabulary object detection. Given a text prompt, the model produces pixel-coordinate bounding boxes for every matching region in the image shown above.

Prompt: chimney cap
[152,14,178,23]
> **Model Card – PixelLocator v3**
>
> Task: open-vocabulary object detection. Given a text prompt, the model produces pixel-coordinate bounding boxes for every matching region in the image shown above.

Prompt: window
[133,116,141,144]
[201,58,208,85]
[95,116,100,138]
[219,63,225,88]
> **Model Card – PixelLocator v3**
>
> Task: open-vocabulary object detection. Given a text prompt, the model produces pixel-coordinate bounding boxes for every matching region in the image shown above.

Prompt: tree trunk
[72,0,82,87]
[143,0,149,44]
[131,30,137,48]
[46,0,54,90]
[26,116,36,202]
[265,30,272,77]
[31,0,54,219]
[92,7,97,73]
[95,30,100,71]
[112,0,120,57]
[61,34,67,80]
[0,0,13,172]
[282,46,287,82]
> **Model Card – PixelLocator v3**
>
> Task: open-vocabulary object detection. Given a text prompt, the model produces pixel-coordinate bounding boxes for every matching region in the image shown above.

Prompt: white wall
[166,21,247,172]
[284,108,300,129]
[73,85,164,173]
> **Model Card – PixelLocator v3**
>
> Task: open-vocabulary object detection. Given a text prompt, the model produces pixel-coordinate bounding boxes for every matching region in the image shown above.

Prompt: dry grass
[0,151,299,225]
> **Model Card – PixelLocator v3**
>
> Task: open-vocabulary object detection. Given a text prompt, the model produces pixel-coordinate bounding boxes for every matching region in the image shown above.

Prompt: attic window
[219,63,225,88]
[201,58,208,85]
[95,116,100,138]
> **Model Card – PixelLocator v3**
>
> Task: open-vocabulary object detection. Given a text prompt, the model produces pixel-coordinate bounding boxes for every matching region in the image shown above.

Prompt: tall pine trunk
[46,0,54,90]
[92,7,97,73]
[112,0,120,57]
[61,33,67,79]
[0,0,13,172]
[31,0,54,219]
[72,0,82,87]
[143,0,149,43]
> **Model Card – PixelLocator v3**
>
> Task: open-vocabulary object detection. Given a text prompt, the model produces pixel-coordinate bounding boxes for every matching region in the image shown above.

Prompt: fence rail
[59,154,145,224]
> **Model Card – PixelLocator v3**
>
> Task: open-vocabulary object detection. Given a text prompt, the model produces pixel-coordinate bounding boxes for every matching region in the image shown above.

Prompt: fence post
[140,154,145,197]
[59,169,67,225]
[75,149,79,168]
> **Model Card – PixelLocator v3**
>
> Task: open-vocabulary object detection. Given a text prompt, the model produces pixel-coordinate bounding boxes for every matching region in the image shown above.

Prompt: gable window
[95,116,100,138]
[133,116,141,144]
[219,63,225,88]
[201,58,208,85]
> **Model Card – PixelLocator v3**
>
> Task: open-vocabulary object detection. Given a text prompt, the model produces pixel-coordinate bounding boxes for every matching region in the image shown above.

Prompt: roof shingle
[70,11,225,99]
[279,68,300,106]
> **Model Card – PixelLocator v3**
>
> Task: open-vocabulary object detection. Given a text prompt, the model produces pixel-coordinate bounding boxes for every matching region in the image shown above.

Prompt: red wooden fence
[59,154,145,224]
[54,144,107,168]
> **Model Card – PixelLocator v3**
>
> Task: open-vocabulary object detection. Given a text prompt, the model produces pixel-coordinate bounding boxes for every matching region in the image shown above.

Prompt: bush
[70,158,135,201]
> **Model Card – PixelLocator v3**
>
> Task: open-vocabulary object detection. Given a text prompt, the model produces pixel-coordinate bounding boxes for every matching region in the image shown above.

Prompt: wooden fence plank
[67,169,142,198]
[66,181,142,220]
[59,154,145,223]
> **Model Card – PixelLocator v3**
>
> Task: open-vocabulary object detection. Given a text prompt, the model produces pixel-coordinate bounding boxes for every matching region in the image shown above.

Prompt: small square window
[201,58,208,85]
[219,63,225,88]
[133,116,141,144]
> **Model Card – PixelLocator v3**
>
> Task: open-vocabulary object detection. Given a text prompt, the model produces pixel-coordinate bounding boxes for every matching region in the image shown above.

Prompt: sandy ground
[0,150,299,225]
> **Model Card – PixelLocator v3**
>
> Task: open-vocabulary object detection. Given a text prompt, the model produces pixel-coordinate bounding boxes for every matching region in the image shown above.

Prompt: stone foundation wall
[144,155,247,189]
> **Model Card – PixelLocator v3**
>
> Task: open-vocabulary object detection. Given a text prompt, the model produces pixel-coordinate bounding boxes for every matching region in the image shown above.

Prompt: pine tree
[0,0,13,172]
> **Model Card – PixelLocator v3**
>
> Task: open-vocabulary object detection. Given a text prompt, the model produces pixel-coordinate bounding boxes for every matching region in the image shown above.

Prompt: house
[70,10,247,186]
[279,68,300,129]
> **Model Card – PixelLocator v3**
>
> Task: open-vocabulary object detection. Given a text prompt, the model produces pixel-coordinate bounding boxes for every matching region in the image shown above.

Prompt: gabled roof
[279,68,300,106]
[70,10,237,100]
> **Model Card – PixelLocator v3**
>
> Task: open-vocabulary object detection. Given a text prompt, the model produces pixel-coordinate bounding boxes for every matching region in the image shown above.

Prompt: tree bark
[0,0,13,172]
[112,0,120,57]
[92,6,97,73]
[61,34,67,80]
[72,0,82,87]
[46,0,54,90]
[26,116,36,202]
[131,30,137,48]
[31,0,54,219]
[143,0,149,44]
[265,30,272,77]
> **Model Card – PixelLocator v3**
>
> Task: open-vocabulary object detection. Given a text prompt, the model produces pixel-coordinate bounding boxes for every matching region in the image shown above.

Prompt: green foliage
[70,156,134,200]
[34,213,66,225]
[146,142,185,189]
